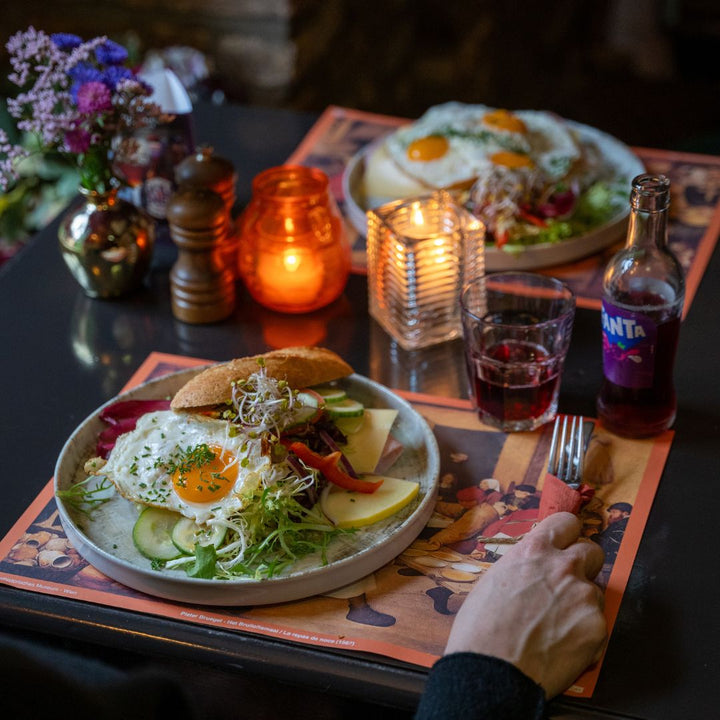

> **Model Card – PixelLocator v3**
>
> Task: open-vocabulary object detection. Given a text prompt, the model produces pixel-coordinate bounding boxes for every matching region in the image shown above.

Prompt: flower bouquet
[0,27,170,297]
[0,27,167,192]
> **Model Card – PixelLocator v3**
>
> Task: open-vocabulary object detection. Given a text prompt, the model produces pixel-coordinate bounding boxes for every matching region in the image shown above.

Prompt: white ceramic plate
[54,369,440,606]
[341,120,645,271]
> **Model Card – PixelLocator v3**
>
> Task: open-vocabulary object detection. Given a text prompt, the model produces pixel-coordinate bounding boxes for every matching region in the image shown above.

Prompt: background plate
[342,120,645,271]
[55,369,440,606]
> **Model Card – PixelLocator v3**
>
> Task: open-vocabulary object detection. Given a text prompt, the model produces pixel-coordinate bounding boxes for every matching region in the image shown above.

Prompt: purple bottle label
[601,299,657,389]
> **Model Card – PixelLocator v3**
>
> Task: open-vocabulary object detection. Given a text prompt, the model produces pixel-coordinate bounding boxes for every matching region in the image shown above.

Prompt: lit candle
[366,190,485,350]
[256,244,324,308]
[238,165,351,314]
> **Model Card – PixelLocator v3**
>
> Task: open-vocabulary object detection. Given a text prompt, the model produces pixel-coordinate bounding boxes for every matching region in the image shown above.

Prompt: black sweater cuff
[414,652,546,720]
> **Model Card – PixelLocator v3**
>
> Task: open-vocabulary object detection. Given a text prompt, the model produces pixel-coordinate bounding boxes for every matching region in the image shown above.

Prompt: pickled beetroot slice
[99,399,172,425]
[96,399,171,457]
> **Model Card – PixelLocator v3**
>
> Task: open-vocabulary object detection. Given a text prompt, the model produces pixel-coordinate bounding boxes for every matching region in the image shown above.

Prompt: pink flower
[76,80,112,114]
[64,128,91,153]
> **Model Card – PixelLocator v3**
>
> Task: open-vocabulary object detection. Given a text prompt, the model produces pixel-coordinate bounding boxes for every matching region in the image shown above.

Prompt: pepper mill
[167,187,236,324]
[175,146,239,277]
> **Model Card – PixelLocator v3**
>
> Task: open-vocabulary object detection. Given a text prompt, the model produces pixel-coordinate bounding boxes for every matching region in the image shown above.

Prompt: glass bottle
[597,174,685,437]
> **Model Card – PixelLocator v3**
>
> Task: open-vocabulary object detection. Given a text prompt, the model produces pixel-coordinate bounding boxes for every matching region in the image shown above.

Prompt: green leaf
[187,543,218,579]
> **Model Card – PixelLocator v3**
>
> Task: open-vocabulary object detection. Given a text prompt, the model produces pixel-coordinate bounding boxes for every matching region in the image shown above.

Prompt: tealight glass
[366,191,485,350]
[238,165,350,314]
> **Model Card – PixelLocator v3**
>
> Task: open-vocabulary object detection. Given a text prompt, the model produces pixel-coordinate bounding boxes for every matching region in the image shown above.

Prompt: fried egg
[383,103,531,189]
[373,102,581,195]
[102,410,268,524]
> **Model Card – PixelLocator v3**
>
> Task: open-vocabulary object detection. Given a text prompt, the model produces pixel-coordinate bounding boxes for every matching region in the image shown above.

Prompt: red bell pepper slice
[495,229,509,249]
[288,441,383,494]
[518,208,548,228]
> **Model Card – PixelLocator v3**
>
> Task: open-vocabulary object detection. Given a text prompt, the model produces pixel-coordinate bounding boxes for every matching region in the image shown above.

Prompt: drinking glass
[460,272,575,432]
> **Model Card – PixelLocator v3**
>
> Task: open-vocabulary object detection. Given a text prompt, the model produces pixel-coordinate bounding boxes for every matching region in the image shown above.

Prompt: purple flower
[0,27,167,191]
[76,81,112,114]
[95,39,128,66]
[102,65,133,91]
[68,62,103,83]
[64,128,91,153]
[68,63,104,99]
[51,33,83,51]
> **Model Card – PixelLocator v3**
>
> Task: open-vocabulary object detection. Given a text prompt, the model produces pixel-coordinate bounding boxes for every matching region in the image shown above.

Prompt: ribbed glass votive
[367,191,485,350]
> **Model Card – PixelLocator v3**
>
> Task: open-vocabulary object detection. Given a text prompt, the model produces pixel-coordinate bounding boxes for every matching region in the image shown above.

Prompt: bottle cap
[631,174,670,212]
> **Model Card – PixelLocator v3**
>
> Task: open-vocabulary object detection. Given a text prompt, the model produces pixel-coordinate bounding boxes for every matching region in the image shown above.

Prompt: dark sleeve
[1,636,197,720]
[414,652,546,720]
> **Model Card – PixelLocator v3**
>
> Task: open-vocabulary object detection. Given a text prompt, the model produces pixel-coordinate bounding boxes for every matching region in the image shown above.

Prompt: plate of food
[54,347,440,606]
[342,102,645,271]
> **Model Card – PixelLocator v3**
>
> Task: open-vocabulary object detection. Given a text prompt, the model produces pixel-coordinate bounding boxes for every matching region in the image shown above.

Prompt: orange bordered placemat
[0,352,673,698]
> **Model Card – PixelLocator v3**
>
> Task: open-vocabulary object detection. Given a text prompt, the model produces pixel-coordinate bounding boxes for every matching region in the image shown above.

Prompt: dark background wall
[1,0,720,151]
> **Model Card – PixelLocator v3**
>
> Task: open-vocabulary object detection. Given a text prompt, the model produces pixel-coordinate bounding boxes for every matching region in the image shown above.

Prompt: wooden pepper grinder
[167,187,235,324]
[175,146,239,277]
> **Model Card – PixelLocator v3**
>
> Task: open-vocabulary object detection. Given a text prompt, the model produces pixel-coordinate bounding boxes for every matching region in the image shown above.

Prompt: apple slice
[320,476,419,528]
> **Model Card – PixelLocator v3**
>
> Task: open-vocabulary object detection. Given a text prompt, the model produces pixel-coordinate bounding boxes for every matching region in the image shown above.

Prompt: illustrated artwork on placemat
[0,353,673,698]
[287,106,720,313]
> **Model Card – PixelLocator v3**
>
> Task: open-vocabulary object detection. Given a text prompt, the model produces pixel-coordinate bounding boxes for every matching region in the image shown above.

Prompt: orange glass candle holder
[238,165,351,314]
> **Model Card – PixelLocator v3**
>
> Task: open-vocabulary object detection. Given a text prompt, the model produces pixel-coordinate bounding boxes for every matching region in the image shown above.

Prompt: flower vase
[58,186,155,299]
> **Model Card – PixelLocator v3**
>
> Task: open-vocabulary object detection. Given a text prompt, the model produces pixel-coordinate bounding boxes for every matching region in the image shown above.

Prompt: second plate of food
[342,106,645,271]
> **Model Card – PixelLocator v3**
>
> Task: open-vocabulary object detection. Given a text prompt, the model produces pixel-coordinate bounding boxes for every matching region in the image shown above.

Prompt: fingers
[578,538,606,580]
[524,513,606,581]
[528,511,582,549]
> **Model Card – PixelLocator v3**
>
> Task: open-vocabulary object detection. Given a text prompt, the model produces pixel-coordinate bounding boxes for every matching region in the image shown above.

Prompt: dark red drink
[598,290,681,437]
[597,174,684,437]
[468,340,561,427]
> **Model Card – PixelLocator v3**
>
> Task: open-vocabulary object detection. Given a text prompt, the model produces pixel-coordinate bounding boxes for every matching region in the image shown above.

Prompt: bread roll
[171,346,353,411]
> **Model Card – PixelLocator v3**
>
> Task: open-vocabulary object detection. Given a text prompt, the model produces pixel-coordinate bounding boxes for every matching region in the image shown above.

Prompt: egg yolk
[483,109,527,134]
[407,135,449,161]
[172,444,238,504]
[491,151,534,169]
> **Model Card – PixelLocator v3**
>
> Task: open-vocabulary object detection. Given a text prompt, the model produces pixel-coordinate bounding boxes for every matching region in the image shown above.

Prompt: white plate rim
[54,368,440,606]
[341,118,646,271]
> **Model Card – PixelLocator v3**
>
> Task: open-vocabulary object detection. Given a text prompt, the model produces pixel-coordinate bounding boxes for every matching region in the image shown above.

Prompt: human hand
[444,511,607,699]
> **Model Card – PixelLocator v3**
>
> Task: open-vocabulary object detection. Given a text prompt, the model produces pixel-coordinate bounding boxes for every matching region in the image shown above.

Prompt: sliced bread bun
[171,346,354,411]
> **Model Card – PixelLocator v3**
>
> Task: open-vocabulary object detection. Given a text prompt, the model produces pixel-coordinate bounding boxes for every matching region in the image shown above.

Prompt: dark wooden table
[1,102,718,719]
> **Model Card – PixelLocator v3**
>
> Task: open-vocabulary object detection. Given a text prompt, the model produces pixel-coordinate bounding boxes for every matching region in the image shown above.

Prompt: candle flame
[283,248,301,272]
[411,203,425,227]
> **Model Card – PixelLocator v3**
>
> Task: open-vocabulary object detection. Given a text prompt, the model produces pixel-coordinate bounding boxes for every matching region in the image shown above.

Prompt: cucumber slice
[296,390,324,408]
[133,507,183,561]
[312,385,348,404]
[334,414,365,435]
[172,517,227,554]
[284,403,323,431]
[326,398,364,418]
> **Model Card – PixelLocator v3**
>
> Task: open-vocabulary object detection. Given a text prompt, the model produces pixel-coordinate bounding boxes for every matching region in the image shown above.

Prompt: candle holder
[367,191,485,350]
[238,165,350,314]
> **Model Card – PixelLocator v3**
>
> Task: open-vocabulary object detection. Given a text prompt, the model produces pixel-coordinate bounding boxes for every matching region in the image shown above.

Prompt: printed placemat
[287,106,720,315]
[0,352,673,698]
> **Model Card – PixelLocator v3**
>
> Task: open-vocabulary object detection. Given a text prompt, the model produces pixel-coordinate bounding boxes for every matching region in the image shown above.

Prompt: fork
[547,415,587,489]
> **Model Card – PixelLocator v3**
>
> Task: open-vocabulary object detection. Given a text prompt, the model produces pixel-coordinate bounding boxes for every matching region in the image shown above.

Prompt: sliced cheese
[320,476,420,528]
[340,408,399,474]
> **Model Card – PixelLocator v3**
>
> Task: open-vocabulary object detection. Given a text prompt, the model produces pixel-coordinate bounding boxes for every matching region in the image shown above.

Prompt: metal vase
[58,187,155,299]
